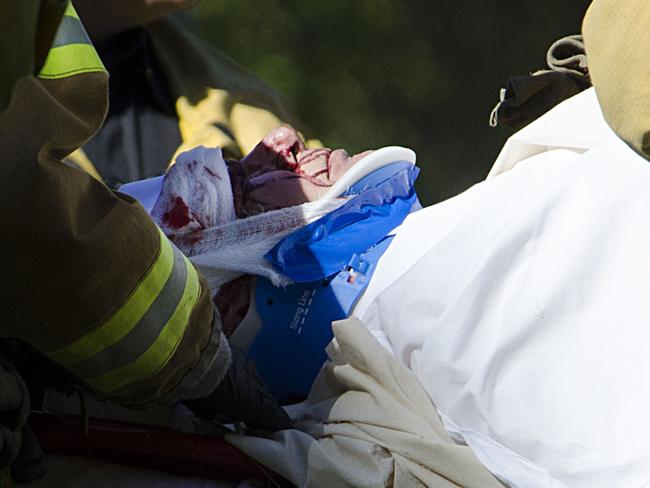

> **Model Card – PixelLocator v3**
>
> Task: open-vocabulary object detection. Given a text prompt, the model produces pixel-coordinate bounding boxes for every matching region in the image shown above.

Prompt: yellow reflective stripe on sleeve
[47,230,174,366]
[84,255,201,393]
[38,2,105,79]
[39,43,105,79]
[64,1,79,19]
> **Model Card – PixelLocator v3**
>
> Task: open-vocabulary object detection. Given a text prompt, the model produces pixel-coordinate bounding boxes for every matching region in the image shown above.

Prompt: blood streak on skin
[163,196,192,229]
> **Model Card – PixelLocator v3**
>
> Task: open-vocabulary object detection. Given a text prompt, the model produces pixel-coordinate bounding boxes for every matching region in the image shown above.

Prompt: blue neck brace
[249,162,420,404]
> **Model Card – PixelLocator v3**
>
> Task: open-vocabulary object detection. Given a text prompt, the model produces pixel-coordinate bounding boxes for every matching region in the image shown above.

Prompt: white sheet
[487,87,610,178]
[354,88,610,323]
[228,318,503,488]
[356,89,650,487]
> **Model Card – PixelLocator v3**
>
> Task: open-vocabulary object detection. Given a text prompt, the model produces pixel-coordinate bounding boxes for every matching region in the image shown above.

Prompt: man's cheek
[244,172,328,214]
[296,148,331,178]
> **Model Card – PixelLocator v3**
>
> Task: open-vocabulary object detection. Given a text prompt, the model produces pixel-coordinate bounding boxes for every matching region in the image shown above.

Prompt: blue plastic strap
[265,162,419,282]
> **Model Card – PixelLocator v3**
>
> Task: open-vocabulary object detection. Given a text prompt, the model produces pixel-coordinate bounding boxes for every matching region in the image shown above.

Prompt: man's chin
[327,149,374,182]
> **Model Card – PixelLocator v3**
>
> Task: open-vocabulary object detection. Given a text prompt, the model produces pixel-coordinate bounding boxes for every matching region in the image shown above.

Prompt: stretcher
[29,411,288,485]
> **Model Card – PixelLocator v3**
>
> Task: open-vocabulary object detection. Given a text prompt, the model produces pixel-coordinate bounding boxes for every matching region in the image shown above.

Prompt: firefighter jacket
[0,0,232,407]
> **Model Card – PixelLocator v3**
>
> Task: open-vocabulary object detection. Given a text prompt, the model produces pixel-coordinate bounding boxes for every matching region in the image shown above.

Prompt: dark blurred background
[190,1,591,205]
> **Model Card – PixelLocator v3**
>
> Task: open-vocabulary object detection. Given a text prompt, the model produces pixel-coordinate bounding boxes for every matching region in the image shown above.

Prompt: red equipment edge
[29,412,286,485]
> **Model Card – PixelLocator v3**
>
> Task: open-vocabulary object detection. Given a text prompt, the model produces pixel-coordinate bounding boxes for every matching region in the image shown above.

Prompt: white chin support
[321,146,416,200]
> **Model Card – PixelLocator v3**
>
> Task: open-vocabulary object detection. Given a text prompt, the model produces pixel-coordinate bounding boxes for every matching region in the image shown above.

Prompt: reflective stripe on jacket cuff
[45,229,202,395]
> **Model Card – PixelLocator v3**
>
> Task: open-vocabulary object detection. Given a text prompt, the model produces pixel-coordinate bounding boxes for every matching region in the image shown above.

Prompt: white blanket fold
[228,319,503,488]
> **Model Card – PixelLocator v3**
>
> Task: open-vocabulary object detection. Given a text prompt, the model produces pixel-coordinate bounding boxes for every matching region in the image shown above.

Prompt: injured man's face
[229,127,372,217]
[151,126,373,335]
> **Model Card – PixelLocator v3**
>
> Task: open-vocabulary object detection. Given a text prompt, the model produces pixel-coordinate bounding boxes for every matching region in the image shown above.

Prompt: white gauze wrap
[152,146,345,291]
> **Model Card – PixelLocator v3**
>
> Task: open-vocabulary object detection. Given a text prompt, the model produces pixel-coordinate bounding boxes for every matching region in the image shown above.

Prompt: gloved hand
[228,126,372,217]
[184,344,292,432]
[214,275,253,337]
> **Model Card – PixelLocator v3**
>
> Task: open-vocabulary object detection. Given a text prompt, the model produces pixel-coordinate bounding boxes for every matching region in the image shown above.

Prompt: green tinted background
[191,1,590,205]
